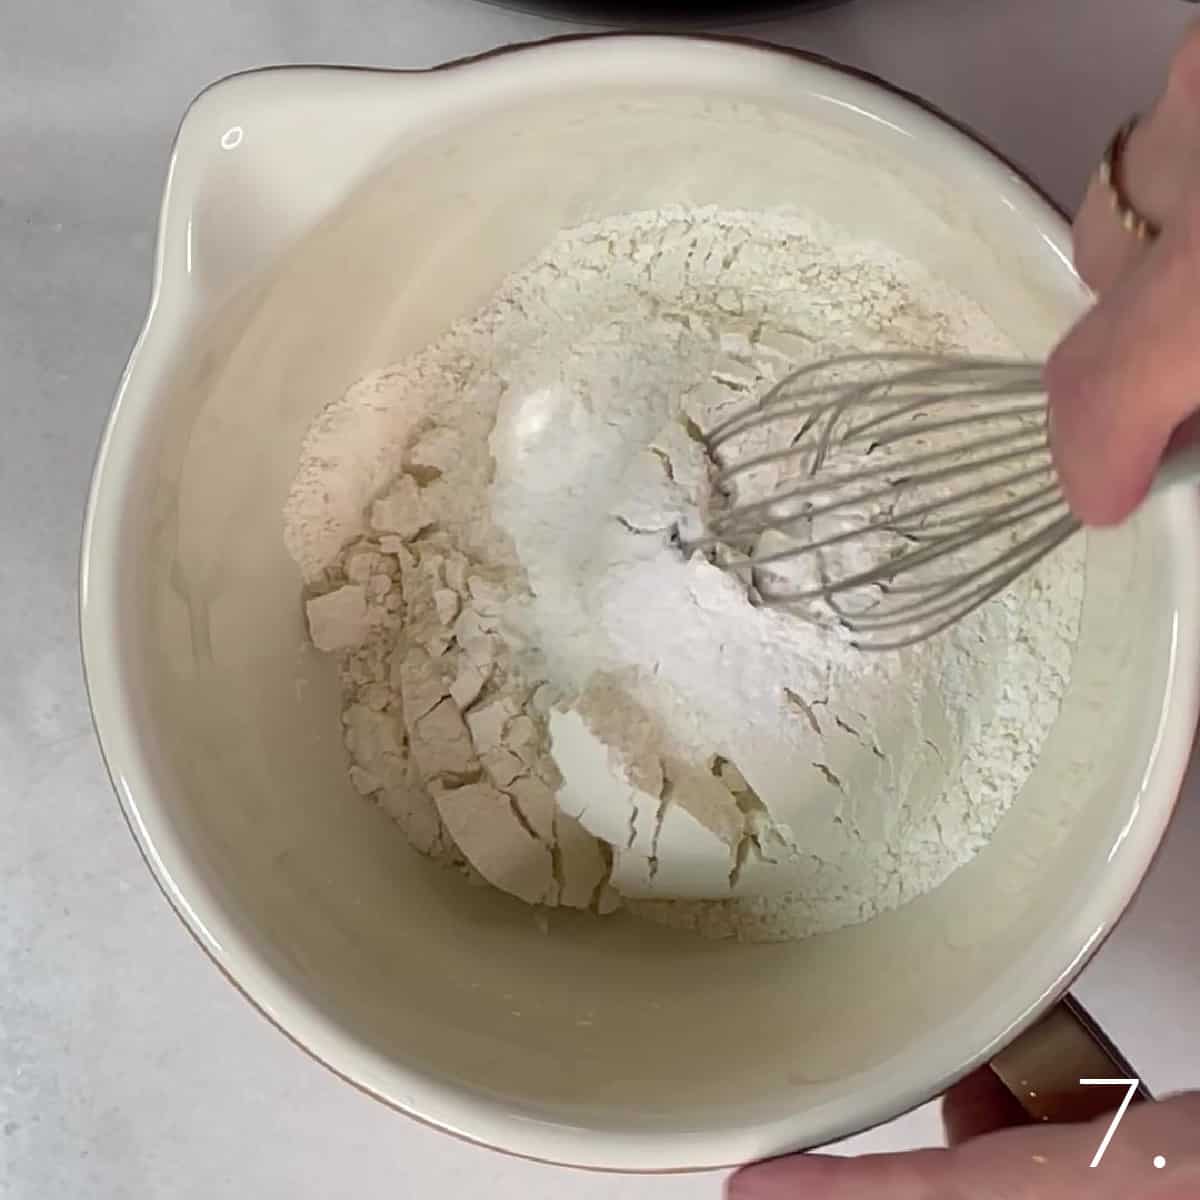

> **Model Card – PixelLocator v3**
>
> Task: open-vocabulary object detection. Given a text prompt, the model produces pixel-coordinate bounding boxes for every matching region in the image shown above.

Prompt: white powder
[284,206,1082,942]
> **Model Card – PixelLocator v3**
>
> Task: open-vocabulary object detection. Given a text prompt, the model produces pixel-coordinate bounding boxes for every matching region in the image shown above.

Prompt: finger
[1046,204,1200,525]
[1150,1172,1200,1200]
[727,1092,1200,1200]
[1074,23,1200,294]
[1074,134,1156,296]
[942,1066,1030,1146]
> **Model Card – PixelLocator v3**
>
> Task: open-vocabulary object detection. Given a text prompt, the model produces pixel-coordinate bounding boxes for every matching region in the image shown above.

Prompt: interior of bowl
[82,42,1200,1170]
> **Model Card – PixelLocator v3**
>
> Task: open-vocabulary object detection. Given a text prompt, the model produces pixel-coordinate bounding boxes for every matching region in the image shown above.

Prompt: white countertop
[3,1,1198,1196]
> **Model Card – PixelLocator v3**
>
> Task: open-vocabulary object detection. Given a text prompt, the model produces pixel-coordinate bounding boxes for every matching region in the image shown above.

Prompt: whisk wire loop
[693,353,1075,650]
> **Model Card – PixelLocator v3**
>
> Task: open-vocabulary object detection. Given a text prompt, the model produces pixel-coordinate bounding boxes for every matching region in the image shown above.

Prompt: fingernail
[726,1155,838,1199]
[726,1160,791,1199]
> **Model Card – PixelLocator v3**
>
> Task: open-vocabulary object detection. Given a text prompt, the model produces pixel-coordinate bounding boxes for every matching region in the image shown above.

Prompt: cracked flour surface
[284,206,1083,942]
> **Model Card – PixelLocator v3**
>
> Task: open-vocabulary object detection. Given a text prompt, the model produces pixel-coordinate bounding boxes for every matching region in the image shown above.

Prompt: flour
[284,205,1083,942]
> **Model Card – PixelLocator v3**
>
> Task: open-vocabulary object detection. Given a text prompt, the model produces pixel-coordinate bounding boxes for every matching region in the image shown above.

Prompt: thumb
[1046,206,1200,526]
[727,1092,1200,1200]
[726,1149,951,1199]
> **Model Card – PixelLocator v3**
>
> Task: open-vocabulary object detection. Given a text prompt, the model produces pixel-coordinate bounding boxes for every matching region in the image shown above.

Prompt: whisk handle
[1150,441,1200,497]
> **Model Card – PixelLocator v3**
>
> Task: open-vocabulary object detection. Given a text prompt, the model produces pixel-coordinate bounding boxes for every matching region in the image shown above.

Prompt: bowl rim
[78,32,1200,1173]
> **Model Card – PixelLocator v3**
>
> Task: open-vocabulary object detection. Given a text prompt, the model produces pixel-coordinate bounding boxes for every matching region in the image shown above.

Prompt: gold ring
[1098,117,1160,241]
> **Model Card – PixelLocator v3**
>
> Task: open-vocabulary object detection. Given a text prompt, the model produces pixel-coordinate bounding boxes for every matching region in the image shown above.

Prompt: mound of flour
[284,206,1082,942]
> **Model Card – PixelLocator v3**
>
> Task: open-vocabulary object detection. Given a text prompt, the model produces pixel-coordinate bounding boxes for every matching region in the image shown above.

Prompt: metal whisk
[683,352,1146,652]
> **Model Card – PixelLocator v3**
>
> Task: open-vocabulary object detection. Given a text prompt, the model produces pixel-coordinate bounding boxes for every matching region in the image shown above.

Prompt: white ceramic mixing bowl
[81,35,1200,1171]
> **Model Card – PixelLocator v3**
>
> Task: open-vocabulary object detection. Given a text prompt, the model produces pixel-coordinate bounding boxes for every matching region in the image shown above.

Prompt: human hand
[1047,23,1200,525]
[726,1070,1200,1198]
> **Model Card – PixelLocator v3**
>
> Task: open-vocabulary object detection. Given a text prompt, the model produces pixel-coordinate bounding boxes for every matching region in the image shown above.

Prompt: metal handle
[1150,440,1200,497]
[989,994,1152,1123]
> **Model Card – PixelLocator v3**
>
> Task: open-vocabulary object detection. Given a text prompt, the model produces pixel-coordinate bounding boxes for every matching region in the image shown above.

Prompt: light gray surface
[2,1,1199,1197]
